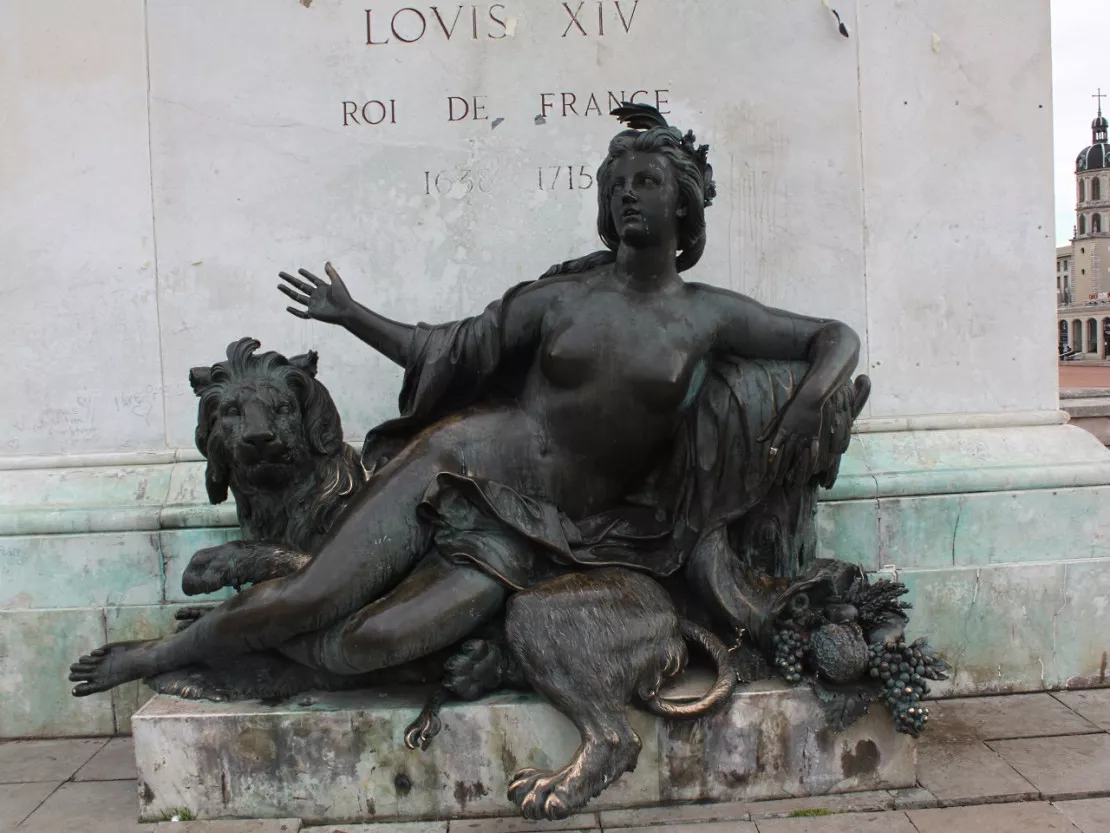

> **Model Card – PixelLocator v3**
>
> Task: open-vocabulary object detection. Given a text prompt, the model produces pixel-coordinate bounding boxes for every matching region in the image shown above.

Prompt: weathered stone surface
[311,825,446,833]
[452,816,597,832]
[0,609,114,738]
[0,0,164,461]
[15,780,154,833]
[133,690,660,823]
[132,683,914,824]
[0,532,162,608]
[660,682,915,804]
[857,0,1055,418]
[0,738,105,783]
[926,694,1101,740]
[605,824,756,833]
[1053,797,1110,833]
[754,810,917,832]
[0,781,59,832]
[744,790,894,820]
[865,486,1110,572]
[916,740,1037,805]
[899,562,1073,695]
[151,821,301,832]
[598,802,749,829]
[1053,688,1110,730]
[906,801,1081,833]
[988,734,1110,800]
[75,737,139,782]
[888,786,938,810]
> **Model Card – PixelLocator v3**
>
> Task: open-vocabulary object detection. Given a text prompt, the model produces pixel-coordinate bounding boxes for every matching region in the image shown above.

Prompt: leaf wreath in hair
[687,132,717,208]
[611,102,671,131]
[610,103,716,208]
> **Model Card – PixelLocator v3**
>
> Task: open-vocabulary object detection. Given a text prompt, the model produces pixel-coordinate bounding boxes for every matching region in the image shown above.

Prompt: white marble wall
[0,1,163,457]
[1,0,1058,458]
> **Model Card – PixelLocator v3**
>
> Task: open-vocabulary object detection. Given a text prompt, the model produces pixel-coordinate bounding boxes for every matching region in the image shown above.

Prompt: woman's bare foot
[68,640,162,696]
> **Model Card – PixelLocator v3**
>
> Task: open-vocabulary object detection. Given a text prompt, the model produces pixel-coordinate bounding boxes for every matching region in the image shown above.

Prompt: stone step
[132,680,915,824]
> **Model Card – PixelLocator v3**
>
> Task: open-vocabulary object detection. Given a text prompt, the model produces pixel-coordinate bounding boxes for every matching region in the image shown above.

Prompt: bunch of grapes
[867,637,947,737]
[771,626,808,684]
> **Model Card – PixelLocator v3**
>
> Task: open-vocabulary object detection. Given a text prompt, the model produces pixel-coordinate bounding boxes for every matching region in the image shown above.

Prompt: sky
[1052,0,1110,246]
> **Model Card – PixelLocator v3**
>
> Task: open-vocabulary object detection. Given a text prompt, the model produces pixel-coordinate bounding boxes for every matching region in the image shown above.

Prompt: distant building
[1058,94,1110,358]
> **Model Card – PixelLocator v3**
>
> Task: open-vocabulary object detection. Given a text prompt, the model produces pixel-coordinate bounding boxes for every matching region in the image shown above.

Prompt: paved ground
[2,690,1109,832]
[1060,362,1110,389]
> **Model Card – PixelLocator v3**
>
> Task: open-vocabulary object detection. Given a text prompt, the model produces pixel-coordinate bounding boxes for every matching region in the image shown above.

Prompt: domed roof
[1078,105,1110,171]
[1078,142,1109,172]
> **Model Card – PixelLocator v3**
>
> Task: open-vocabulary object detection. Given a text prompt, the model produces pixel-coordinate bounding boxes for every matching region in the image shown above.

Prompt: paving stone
[599,802,749,828]
[453,813,597,831]
[1054,797,1110,833]
[151,820,302,832]
[0,738,106,783]
[906,801,1082,832]
[989,734,1110,800]
[309,824,444,833]
[888,787,938,810]
[928,694,1101,739]
[916,740,1038,805]
[75,736,138,781]
[754,810,918,832]
[1053,689,1110,731]
[746,790,893,819]
[16,779,154,832]
[600,822,756,833]
[0,782,58,831]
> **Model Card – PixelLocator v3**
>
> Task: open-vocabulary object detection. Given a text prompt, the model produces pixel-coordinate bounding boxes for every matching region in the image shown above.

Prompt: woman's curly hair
[545,103,716,278]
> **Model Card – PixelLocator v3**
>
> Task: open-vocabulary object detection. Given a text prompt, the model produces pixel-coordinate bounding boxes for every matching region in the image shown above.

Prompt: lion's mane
[189,337,365,551]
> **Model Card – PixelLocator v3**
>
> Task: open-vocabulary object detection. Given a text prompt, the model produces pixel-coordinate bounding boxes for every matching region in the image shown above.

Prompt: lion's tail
[643,620,736,719]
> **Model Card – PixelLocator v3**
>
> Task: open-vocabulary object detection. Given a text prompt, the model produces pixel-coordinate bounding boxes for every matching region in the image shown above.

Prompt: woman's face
[607,151,682,248]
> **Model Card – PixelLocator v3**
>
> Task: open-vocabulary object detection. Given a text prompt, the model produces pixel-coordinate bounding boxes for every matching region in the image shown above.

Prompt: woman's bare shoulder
[684,281,760,320]
[519,262,608,303]
[685,281,753,302]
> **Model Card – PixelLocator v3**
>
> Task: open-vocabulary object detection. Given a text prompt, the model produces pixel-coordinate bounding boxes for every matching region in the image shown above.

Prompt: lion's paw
[181,542,246,596]
[508,766,587,821]
[145,667,230,702]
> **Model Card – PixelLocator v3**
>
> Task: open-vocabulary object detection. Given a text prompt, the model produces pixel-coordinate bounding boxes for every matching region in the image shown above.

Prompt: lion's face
[190,338,344,502]
[212,377,311,486]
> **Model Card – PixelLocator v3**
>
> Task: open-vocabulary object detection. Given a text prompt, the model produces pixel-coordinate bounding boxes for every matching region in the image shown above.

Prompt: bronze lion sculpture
[151,338,380,700]
[180,337,365,596]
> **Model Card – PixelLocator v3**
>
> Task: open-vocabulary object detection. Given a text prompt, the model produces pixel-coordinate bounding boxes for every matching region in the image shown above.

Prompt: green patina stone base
[3,423,1110,738]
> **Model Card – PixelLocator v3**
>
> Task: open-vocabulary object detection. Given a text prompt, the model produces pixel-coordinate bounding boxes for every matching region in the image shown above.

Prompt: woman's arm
[279,263,414,367]
[695,283,862,475]
[697,283,861,405]
[280,264,569,369]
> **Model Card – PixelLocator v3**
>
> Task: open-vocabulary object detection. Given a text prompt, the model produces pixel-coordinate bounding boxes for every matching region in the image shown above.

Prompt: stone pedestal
[131,683,915,824]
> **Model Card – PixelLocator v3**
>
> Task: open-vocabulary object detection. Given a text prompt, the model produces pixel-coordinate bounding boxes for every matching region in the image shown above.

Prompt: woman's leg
[69,443,451,696]
[278,551,508,674]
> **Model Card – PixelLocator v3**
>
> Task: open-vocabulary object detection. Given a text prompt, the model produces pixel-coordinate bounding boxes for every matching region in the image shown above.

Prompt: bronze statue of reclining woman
[69,104,871,819]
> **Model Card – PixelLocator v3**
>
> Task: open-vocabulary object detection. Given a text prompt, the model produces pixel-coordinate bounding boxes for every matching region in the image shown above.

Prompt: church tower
[1072,91,1110,302]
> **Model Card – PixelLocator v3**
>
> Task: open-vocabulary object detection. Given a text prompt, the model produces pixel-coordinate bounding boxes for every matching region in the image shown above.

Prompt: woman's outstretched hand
[278,262,354,325]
